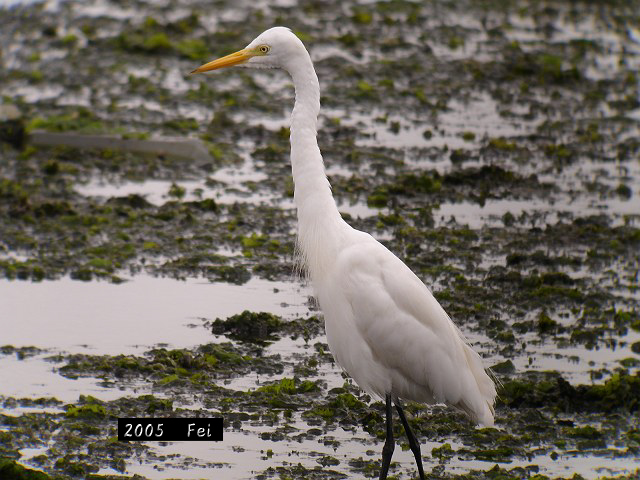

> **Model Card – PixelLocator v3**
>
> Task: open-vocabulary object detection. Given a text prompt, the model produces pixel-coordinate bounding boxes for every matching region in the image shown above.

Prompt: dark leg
[379,394,395,480]
[395,400,425,480]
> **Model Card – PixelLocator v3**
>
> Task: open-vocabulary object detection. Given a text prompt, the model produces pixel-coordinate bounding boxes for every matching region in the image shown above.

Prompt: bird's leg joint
[382,437,395,456]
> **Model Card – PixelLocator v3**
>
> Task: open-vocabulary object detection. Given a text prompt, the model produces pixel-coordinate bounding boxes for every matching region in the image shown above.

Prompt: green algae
[3,365,640,478]
[26,109,105,134]
[54,341,285,384]
[367,164,549,209]
[0,346,45,360]
[0,159,297,282]
[499,371,640,412]
[0,459,53,480]
[303,389,369,423]
[256,377,319,396]
[112,15,209,61]
[253,377,322,408]
[1,0,640,477]
[210,310,283,344]
[64,404,108,420]
[261,464,347,479]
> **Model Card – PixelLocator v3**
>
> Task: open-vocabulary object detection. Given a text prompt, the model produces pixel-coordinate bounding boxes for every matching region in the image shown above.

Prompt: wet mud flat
[1,0,639,478]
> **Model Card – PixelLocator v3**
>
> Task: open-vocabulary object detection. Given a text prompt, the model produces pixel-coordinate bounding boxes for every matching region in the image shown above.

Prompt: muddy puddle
[1,0,639,478]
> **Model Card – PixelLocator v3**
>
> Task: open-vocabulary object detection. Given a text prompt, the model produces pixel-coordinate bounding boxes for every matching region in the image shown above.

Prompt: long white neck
[288,53,348,282]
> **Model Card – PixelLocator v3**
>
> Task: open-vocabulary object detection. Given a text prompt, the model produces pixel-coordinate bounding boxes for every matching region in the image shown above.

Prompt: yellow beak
[191,48,254,74]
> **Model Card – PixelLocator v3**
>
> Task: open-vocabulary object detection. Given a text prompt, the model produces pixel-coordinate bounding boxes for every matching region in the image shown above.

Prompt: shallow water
[1,0,639,478]
[3,273,638,478]
[1,276,310,354]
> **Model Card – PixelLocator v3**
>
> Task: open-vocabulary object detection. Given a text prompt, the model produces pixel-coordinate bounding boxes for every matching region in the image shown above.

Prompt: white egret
[192,27,497,479]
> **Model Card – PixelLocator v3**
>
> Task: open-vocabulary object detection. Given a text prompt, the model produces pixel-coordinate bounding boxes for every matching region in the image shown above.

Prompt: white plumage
[192,26,497,479]
[319,238,496,426]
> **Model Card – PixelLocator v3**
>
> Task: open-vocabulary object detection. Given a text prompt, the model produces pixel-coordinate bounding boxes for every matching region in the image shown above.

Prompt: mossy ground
[1,0,639,478]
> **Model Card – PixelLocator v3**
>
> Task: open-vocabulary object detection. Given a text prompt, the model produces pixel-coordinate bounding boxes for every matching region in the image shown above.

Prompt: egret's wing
[337,238,496,425]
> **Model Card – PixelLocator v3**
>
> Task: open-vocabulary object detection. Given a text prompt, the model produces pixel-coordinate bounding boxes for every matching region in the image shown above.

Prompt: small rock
[0,104,25,148]
[491,359,516,374]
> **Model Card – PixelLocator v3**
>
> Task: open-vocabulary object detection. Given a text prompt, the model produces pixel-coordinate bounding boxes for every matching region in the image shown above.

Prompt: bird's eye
[259,45,270,54]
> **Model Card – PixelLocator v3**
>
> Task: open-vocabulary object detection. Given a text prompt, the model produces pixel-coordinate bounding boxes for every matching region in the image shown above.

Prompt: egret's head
[191,26,304,74]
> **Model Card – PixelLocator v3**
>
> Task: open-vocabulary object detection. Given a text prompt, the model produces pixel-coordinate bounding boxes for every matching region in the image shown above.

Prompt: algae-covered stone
[491,359,516,375]
[0,459,51,480]
[0,104,24,148]
[499,371,640,413]
[211,310,283,343]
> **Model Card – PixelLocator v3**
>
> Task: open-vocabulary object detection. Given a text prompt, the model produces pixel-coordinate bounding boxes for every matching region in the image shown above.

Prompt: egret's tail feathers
[460,343,497,427]
[455,396,495,427]
[477,400,495,427]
